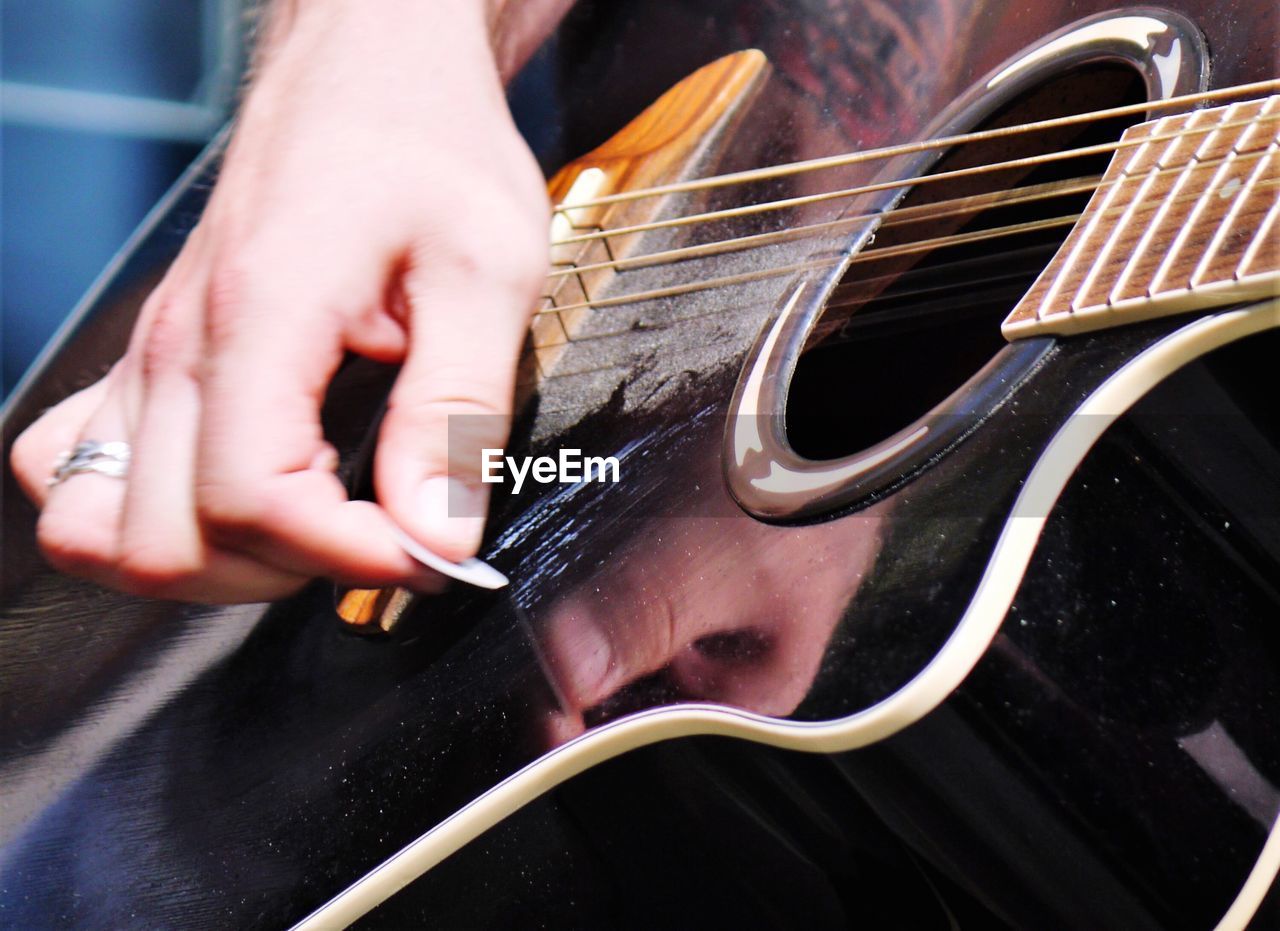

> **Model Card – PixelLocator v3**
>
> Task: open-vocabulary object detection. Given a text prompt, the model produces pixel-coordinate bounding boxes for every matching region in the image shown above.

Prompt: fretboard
[1003,94,1279,339]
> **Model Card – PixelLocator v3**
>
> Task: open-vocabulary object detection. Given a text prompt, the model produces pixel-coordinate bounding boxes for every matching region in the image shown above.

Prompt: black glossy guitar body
[2,1,1278,928]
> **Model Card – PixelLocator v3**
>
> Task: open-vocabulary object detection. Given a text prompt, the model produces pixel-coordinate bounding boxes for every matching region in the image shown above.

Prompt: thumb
[375,266,537,563]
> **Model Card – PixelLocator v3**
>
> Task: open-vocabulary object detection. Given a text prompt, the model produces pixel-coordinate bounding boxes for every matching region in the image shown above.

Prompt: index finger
[194,273,433,588]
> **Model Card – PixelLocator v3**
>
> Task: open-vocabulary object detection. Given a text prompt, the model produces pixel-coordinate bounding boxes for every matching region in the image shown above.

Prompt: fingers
[34,382,132,585]
[375,239,545,562]
[118,286,205,576]
[10,3,558,604]
[537,520,867,719]
[10,375,113,507]
[25,341,312,602]
[541,524,735,710]
[193,265,435,588]
[118,287,313,602]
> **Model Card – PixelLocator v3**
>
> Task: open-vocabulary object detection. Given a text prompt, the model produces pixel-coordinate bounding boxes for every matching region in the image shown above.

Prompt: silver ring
[48,440,131,487]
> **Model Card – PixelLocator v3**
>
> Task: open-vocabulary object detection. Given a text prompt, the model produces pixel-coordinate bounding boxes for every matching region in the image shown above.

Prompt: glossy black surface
[2,0,1278,927]
[361,327,1280,930]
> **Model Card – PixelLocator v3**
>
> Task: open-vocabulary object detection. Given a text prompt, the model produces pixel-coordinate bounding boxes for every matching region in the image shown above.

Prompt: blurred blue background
[2,1,246,396]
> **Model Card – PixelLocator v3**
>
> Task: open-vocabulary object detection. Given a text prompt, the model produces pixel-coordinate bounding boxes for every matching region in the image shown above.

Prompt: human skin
[10,0,574,602]
[538,508,885,746]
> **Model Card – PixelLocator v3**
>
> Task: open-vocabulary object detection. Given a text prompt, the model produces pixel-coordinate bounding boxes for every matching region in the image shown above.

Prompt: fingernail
[417,475,486,555]
[390,524,508,590]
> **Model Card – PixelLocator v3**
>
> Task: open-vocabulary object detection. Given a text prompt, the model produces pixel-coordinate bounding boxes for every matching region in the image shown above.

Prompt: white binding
[295,301,1280,930]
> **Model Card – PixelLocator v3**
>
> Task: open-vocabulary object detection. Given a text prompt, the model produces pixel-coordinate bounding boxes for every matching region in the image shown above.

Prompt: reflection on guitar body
[2,2,1279,928]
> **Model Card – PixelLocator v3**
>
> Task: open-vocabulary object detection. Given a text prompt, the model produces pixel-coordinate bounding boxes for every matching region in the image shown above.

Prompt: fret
[1107,109,1223,304]
[1003,94,1280,340]
[1190,98,1280,286]
[1024,121,1158,325]
[1190,145,1279,285]
[1237,189,1280,279]
[1074,114,1184,310]
[1150,98,1274,294]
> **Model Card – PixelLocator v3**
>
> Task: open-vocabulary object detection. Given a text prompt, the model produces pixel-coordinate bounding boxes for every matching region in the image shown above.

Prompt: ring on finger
[49,440,132,487]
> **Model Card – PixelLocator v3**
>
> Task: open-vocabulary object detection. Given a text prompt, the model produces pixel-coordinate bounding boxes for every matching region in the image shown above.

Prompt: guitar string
[551,79,1280,211]
[823,242,1058,308]
[536,230,1055,329]
[519,272,1027,386]
[811,280,1033,345]
[522,226,1222,381]
[354,85,1280,616]
[544,174,1102,283]
[534,165,1279,321]
[552,108,1278,250]
[541,114,1278,284]
[523,279,1017,387]
[527,173,1280,351]
[797,245,1060,346]
[552,173,1095,251]
[718,244,1059,350]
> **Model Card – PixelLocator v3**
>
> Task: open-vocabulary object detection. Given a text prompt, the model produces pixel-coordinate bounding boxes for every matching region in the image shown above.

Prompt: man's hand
[536,509,884,746]
[10,0,567,602]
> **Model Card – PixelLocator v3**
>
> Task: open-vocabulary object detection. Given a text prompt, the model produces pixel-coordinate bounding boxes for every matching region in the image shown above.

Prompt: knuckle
[36,510,113,576]
[138,297,197,382]
[384,387,510,476]
[500,232,551,294]
[116,546,199,599]
[389,373,509,424]
[423,201,548,297]
[195,481,269,541]
[202,257,257,348]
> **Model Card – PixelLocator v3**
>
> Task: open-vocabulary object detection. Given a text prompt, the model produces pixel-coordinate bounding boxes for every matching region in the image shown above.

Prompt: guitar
[2,1,1278,927]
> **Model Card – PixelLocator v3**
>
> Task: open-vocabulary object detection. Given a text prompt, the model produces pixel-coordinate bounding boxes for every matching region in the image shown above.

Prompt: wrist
[486,0,576,83]
[251,0,500,83]
[246,0,570,94]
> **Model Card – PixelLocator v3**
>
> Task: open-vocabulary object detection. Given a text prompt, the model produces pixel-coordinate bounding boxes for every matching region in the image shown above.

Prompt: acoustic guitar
[2,1,1278,927]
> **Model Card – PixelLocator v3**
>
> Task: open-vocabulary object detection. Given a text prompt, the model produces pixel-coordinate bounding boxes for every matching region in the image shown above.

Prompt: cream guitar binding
[3,5,1278,929]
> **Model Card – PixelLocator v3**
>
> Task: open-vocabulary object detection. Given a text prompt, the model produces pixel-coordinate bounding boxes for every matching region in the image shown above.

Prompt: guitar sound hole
[786,63,1147,461]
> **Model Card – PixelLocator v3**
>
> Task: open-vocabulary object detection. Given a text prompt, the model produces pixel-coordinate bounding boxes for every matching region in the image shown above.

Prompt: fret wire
[545,133,1275,292]
[551,112,1280,261]
[1105,109,1227,305]
[540,152,1274,320]
[554,80,1280,211]
[1234,172,1280,278]
[1191,99,1280,288]
[1071,114,1186,312]
[1148,101,1268,295]
[1033,122,1160,321]
[1192,145,1278,286]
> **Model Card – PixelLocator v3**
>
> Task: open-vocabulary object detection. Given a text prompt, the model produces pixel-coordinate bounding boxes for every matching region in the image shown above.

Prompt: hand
[537,508,884,745]
[10,0,554,602]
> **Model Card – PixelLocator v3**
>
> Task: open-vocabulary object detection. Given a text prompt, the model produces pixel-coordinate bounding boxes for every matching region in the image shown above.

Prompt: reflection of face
[536,506,884,746]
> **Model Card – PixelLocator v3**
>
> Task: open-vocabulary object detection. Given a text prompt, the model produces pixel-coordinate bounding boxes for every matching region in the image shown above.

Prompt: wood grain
[531,49,770,378]
[1003,95,1279,339]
